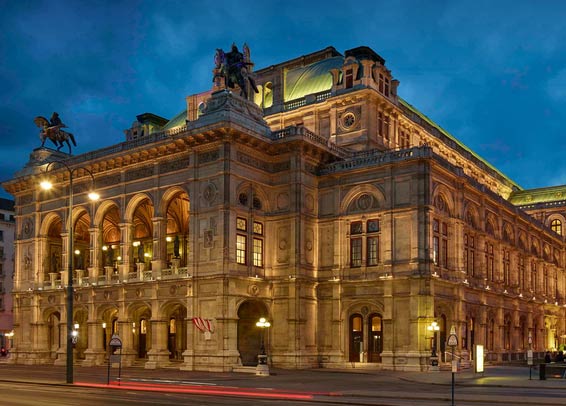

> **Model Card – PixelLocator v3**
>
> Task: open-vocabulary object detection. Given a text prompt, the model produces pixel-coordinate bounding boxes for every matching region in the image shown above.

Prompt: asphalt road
[0,364,564,405]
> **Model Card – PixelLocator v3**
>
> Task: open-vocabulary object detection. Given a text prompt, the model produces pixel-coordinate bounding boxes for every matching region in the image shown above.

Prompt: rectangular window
[378,73,384,93]
[345,69,353,88]
[236,234,247,264]
[531,261,537,292]
[367,237,379,266]
[351,238,362,267]
[0,230,3,241]
[253,238,263,267]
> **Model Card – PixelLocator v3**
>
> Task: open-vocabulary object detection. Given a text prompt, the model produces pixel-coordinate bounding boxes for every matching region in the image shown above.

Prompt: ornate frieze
[161,157,190,173]
[126,166,154,181]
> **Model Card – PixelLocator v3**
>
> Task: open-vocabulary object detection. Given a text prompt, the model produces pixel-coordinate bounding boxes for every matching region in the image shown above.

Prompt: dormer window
[378,73,390,97]
[345,69,353,89]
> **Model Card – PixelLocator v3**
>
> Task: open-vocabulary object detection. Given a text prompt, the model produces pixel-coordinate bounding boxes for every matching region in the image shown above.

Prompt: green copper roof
[162,109,187,131]
[399,98,521,192]
[509,185,566,206]
[284,56,344,102]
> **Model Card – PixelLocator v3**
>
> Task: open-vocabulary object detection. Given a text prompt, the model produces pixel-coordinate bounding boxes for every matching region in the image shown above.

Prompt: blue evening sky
[1,0,566,199]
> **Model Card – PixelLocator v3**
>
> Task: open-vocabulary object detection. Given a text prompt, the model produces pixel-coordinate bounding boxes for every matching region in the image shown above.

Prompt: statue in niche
[34,112,77,154]
[173,235,180,258]
[105,246,114,268]
[138,244,144,264]
[213,43,259,99]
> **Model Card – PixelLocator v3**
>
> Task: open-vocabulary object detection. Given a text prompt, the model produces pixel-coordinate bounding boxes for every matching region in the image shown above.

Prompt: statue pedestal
[49,273,58,288]
[136,263,145,280]
[104,266,114,283]
[171,258,180,274]
[75,269,85,286]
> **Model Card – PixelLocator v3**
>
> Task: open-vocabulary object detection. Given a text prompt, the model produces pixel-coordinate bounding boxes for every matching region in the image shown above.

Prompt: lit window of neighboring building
[551,219,562,235]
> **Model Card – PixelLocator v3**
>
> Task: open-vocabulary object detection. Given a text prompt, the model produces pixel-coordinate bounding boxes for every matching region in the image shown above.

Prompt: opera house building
[3,45,565,371]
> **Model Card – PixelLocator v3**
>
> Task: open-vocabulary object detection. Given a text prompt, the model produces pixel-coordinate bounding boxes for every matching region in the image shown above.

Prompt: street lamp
[427,321,440,356]
[255,317,270,376]
[40,160,99,384]
[256,317,271,356]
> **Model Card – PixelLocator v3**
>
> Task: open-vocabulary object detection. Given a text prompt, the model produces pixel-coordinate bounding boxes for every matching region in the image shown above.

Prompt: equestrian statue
[34,112,77,154]
[214,43,259,99]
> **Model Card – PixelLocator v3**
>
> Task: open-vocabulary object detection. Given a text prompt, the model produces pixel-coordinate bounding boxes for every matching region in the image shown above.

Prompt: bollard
[539,363,546,380]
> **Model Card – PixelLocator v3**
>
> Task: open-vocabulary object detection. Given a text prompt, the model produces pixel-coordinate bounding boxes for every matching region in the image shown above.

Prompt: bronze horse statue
[34,113,77,154]
[214,44,259,99]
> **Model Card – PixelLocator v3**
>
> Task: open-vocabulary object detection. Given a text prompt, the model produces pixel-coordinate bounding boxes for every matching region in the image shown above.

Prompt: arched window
[551,219,562,235]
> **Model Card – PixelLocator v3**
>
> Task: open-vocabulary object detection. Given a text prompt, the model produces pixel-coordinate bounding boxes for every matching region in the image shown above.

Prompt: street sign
[109,334,122,348]
[447,325,458,347]
[447,334,458,347]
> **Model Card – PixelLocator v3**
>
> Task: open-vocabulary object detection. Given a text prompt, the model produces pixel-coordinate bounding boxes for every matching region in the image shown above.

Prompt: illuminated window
[236,218,264,267]
[551,219,562,235]
[236,234,247,264]
[169,317,176,334]
[140,319,147,334]
[253,238,263,267]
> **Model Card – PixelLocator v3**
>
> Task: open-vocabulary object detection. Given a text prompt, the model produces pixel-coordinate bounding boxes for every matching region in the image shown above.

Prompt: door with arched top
[367,314,383,363]
[349,314,363,362]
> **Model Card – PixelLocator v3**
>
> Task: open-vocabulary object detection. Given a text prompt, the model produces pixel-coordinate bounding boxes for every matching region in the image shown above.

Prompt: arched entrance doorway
[367,314,382,363]
[237,301,268,366]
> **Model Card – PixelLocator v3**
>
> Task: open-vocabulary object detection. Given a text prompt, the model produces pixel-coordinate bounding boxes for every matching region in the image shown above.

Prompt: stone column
[82,320,106,366]
[89,227,101,277]
[151,217,167,276]
[116,320,137,366]
[145,319,170,369]
[119,222,134,276]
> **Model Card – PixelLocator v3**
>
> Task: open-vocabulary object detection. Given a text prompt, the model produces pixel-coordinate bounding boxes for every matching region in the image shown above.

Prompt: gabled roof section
[399,98,521,192]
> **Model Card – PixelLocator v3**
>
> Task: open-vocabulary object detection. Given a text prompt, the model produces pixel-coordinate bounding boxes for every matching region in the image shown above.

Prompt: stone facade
[3,45,566,372]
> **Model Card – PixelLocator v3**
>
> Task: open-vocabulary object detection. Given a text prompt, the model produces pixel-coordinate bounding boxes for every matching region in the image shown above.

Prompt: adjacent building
[0,198,15,351]
[3,45,565,371]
